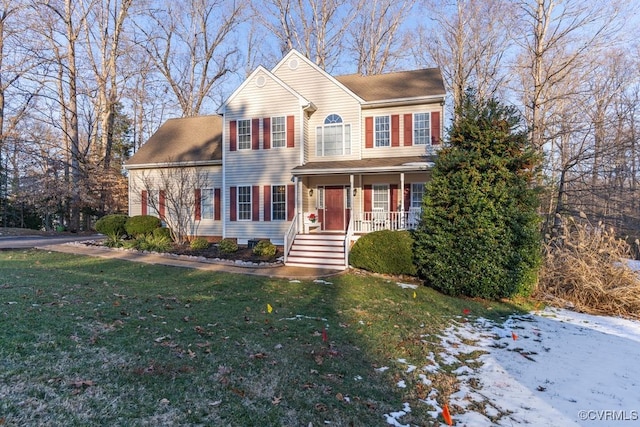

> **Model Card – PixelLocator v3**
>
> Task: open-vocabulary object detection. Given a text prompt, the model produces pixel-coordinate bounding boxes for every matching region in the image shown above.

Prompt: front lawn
[0,250,520,426]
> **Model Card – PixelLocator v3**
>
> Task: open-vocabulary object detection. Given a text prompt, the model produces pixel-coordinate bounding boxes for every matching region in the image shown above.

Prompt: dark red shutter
[404,184,411,211]
[390,184,398,211]
[141,190,148,215]
[364,185,372,212]
[287,184,295,221]
[214,188,221,221]
[404,114,412,146]
[159,190,166,220]
[252,186,260,221]
[230,120,237,151]
[286,115,295,148]
[230,187,237,221]
[365,117,373,148]
[263,185,271,222]
[263,118,271,150]
[252,118,259,150]
[391,115,399,147]
[194,189,201,220]
[431,111,441,145]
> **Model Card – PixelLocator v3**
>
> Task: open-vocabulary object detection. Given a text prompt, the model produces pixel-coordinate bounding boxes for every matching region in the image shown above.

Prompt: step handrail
[284,214,298,264]
[344,215,353,269]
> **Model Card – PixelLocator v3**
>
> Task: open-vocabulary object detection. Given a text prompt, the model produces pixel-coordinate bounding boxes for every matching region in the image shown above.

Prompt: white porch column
[295,176,302,234]
[400,172,405,227]
[349,174,354,213]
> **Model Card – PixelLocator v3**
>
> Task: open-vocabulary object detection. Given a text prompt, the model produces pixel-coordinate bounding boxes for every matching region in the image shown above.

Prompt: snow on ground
[385,307,640,426]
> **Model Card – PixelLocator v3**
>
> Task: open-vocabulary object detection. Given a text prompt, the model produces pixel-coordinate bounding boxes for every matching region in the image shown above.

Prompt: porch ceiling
[291,155,436,176]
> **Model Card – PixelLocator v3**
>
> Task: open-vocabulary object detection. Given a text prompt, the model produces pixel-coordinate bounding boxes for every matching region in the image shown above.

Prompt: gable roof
[335,68,445,104]
[125,115,222,169]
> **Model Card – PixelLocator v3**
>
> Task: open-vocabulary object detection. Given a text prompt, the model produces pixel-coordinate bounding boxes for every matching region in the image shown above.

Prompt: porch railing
[284,213,298,263]
[351,208,421,233]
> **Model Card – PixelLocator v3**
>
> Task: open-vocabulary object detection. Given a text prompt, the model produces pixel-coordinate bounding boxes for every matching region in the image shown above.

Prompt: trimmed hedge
[349,230,417,276]
[95,214,128,238]
[218,238,238,254]
[190,237,210,250]
[253,240,276,258]
[125,215,161,237]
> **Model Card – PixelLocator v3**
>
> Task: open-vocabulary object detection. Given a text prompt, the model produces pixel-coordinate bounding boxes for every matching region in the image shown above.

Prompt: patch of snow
[396,282,418,289]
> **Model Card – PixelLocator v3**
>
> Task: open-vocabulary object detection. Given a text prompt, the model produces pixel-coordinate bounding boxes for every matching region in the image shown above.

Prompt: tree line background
[1,0,639,240]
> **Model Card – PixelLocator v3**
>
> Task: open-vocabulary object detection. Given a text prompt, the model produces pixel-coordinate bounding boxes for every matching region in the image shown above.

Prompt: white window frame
[374,116,390,147]
[411,183,425,208]
[316,114,351,156]
[272,185,286,221]
[271,116,286,148]
[237,186,251,221]
[316,186,325,209]
[372,184,389,210]
[413,112,431,145]
[237,119,251,150]
[201,188,214,220]
[147,190,159,217]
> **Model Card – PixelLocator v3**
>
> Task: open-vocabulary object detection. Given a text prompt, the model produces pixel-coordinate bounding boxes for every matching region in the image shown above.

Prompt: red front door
[324,186,345,231]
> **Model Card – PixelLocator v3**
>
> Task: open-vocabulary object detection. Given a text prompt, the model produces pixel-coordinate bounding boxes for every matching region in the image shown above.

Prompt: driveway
[0,234,103,249]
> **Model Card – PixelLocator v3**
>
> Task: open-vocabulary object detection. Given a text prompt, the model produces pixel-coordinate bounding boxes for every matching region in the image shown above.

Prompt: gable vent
[288,57,299,70]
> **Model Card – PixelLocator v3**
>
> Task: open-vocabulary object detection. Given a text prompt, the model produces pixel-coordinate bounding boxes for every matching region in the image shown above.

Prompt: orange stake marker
[442,403,453,426]
[512,331,518,341]
[322,326,328,342]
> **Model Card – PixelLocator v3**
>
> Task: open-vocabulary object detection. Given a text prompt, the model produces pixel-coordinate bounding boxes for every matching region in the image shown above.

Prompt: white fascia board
[292,163,435,176]
[124,160,222,170]
[361,94,446,109]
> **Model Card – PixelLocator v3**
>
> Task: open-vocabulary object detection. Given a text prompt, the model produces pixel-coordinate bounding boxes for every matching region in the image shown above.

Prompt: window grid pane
[272,185,286,221]
[375,116,390,147]
[202,188,214,219]
[414,113,430,145]
[238,120,251,150]
[373,184,388,210]
[147,190,158,217]
[238,186,251,220]
[411,183,425,208]
[272,116,286,148]
[317,115,350,156]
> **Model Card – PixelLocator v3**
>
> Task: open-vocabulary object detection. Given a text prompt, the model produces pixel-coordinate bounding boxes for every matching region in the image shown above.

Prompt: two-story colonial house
[125,49,445,270]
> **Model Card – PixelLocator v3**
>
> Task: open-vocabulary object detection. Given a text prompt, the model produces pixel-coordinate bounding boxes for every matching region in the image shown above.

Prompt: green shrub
[126,234,172,252]
[95,214,128,238]
[125,215,161,237]
[252,240,276,258]
[349,230,417,276]
[190,237,210,250]
[413,92,542,299]
[153,227,172,240]
[218,238,238,254]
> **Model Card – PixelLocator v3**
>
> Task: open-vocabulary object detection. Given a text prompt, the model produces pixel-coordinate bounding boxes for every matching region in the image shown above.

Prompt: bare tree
[414,0,514,114]
[348,0,415,75]
[134,166,211,244]
[134,0,244,117]
[253,0,356,71]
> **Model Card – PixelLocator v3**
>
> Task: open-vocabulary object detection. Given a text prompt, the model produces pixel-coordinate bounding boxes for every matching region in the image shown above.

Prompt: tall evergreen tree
[413,91,542,299]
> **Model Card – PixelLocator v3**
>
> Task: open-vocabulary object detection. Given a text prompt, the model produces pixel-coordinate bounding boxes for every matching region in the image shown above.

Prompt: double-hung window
[373,184,389,210]
[147,190,158,217]
[272,185,286,221]
[316,114,351,156]
[201,188,214,220]
[374,116,390,147]
[411,183,425,208]
[413,113,431,145]
[237,119,251,150]
[237,186,251,220]
[271,116,286,148]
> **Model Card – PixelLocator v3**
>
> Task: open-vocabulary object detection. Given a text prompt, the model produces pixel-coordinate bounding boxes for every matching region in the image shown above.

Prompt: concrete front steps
[285,233,346,270]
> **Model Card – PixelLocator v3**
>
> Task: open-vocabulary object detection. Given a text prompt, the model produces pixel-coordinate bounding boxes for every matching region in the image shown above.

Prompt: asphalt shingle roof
[335,68,445,102]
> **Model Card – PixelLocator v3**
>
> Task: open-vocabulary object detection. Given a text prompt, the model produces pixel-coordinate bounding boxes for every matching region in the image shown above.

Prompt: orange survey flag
[512,331,518,341]
[322,326,328,342]
[442,403,453,425]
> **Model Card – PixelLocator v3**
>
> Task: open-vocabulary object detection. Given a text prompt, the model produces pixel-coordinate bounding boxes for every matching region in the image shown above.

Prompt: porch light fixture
[309,189,313,197]
[353,188,357,196]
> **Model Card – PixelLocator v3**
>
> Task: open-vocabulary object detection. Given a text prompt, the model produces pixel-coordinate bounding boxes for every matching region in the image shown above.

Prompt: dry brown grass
[537,214,640,319]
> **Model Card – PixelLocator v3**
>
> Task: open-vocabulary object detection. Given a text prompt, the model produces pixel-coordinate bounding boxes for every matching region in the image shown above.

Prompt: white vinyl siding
[375,116,390,147]
[272,116,286,148]
[272,185,286,220]
[414,112,431,145]
[237,119,251,150]
[237,186,251,220]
